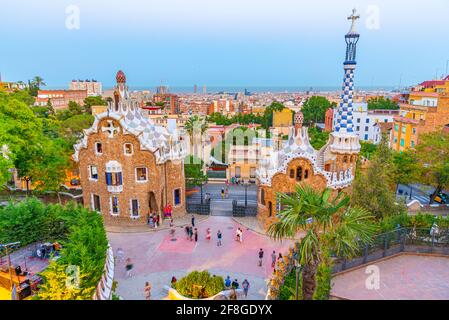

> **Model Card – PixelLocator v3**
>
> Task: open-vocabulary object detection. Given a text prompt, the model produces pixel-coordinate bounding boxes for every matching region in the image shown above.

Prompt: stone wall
[78,117,186,225]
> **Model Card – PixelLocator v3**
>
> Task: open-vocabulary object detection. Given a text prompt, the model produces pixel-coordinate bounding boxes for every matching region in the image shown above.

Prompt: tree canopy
[301,96,335,125]
[367,97,399,110]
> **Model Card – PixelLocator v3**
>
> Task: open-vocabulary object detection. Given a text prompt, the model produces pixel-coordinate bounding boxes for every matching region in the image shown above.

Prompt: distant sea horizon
[46,85,400,94]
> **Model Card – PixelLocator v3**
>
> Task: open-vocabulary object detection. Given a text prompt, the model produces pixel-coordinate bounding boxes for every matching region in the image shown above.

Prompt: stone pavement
[331,254,449,300]
[108,216,292,300]
[105,214,209,233]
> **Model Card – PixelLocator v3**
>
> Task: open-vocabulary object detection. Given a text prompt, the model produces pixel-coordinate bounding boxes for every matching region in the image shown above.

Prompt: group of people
[224,276,250,298]
[147,213,160,228]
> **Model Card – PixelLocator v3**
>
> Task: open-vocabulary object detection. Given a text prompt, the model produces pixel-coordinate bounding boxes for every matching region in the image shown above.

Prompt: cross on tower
[102,120,120,138]
[347,8,360,34]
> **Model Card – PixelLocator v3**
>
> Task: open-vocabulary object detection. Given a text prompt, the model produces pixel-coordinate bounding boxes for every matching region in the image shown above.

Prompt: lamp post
[244,181,248,207]
[0,242,21,290]
[294,259,302,300]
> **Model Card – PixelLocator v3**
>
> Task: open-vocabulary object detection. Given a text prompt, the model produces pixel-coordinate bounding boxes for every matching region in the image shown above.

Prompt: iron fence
[232,200,258,217]
[332,227,449,273]
[186,198,211,215]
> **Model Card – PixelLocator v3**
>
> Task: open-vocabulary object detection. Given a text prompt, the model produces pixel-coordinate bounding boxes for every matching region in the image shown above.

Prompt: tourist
[238,228,243,243]
[271,250,276,268]
[206,228,211,241]
[217,230,222,246]
[156,214,160,228]
[231,279,239,289]
[144,282,151,300]
[224,275,231,289]
[258,248,264,266]
[116,248,125,264]
[191,215,195,227]
[242,279,250,298]
[189,226,193,241]
[194,228,198,242]
[221,188,225,199]
[185,225,190,240]
[171,276,177,286]
[278,253,283,262]
[235,228,240,242]
[125,258,133,278]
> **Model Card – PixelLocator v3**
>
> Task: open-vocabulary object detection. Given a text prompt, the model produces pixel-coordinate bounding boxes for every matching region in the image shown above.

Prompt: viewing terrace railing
[332,227,449,274]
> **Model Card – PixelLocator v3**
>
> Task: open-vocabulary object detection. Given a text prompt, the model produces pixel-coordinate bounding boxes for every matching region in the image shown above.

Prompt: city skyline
[1,0,449,88]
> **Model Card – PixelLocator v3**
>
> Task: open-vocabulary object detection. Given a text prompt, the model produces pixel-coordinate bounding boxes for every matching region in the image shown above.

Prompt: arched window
[343,156,348,163]
[304,170,309,179]
[296,167,302,181]
[289,169,294,178]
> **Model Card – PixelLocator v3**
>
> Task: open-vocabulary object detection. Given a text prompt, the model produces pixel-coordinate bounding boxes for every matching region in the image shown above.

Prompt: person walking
[125,258,133,278]
[191,215,195,227]
[194,228,198,242]
[224,275,231,289]
[258,248,264,267]
[156,214,160,228]
[144,281,151,300]
[116,248,125,264]
[206,228,211,241]
[171,276,177,287]
[278,253,283,262]
[231,279,239,289]
[221,188,225,199]
[238,228,243,243]
[271,250,277,268]
[235,228,240,242]
[217,230,222,246]
[189,226,193,241]
[185,225,190,240]
[242,279,250,298]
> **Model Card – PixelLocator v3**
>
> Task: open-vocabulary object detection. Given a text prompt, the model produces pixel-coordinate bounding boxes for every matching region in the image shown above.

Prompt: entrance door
[131,199,139,217]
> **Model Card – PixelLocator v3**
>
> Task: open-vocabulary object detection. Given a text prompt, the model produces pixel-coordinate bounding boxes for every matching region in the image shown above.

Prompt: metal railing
[332,227,449,273]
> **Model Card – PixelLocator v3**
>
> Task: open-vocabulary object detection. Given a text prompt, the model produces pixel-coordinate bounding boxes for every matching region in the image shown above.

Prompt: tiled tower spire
[334,9,360,134]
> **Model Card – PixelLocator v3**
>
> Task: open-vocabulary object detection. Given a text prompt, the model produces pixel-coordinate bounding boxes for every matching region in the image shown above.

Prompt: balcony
[107,185,123,193]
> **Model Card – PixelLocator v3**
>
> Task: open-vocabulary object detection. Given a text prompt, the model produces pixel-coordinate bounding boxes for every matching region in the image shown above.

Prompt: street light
[294,259,302,300]
[243,180,248,207]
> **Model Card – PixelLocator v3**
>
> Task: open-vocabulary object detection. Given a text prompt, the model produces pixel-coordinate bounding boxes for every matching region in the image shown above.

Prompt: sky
[1,0,449,88]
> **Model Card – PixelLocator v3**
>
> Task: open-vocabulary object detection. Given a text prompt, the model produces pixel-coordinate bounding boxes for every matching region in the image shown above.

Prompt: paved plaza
[331,254,449,300]
[108,216,291,300]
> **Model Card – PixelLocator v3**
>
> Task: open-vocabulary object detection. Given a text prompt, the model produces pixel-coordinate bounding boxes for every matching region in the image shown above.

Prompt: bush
[175,271,224,299]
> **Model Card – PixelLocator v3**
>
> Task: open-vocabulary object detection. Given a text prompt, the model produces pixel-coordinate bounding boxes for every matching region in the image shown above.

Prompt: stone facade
[74,71,187,225]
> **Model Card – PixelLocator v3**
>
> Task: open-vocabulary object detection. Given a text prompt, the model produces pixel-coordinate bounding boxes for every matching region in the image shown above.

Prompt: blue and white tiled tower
[330,9,361,155]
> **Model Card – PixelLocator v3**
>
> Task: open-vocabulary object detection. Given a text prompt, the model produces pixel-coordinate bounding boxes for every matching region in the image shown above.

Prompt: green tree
[308,127,329,149]
[301,96,335,125]
[268,185,376,300]
[391,150,418,193]
[83,96,107,114]
[414,130,449,203]
[184,155,208,189]
[352,135,404,218]
[360,141,377,159]
[367,97,399,110]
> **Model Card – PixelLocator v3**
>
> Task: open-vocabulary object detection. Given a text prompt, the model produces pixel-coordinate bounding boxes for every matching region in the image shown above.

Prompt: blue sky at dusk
[1,0,448,88]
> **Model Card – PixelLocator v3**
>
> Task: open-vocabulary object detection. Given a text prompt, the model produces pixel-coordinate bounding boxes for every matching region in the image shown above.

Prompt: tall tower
[329,9,361,172]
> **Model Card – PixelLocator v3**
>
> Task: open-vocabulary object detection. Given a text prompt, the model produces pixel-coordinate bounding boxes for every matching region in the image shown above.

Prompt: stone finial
[294,111,304,128]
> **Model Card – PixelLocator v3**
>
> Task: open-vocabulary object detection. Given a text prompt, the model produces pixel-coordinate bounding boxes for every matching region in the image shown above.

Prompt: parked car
[434,192,449,204]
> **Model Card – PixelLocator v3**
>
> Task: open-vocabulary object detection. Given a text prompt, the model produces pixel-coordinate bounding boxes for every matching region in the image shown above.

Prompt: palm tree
[31,76,46,89]
[267,185,377,300]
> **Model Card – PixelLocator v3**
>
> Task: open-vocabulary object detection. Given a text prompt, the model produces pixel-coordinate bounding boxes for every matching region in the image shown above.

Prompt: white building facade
[332,102,398,144]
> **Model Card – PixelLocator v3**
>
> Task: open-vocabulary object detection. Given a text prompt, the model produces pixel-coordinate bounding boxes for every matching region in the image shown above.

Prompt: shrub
[175,271,224,299]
